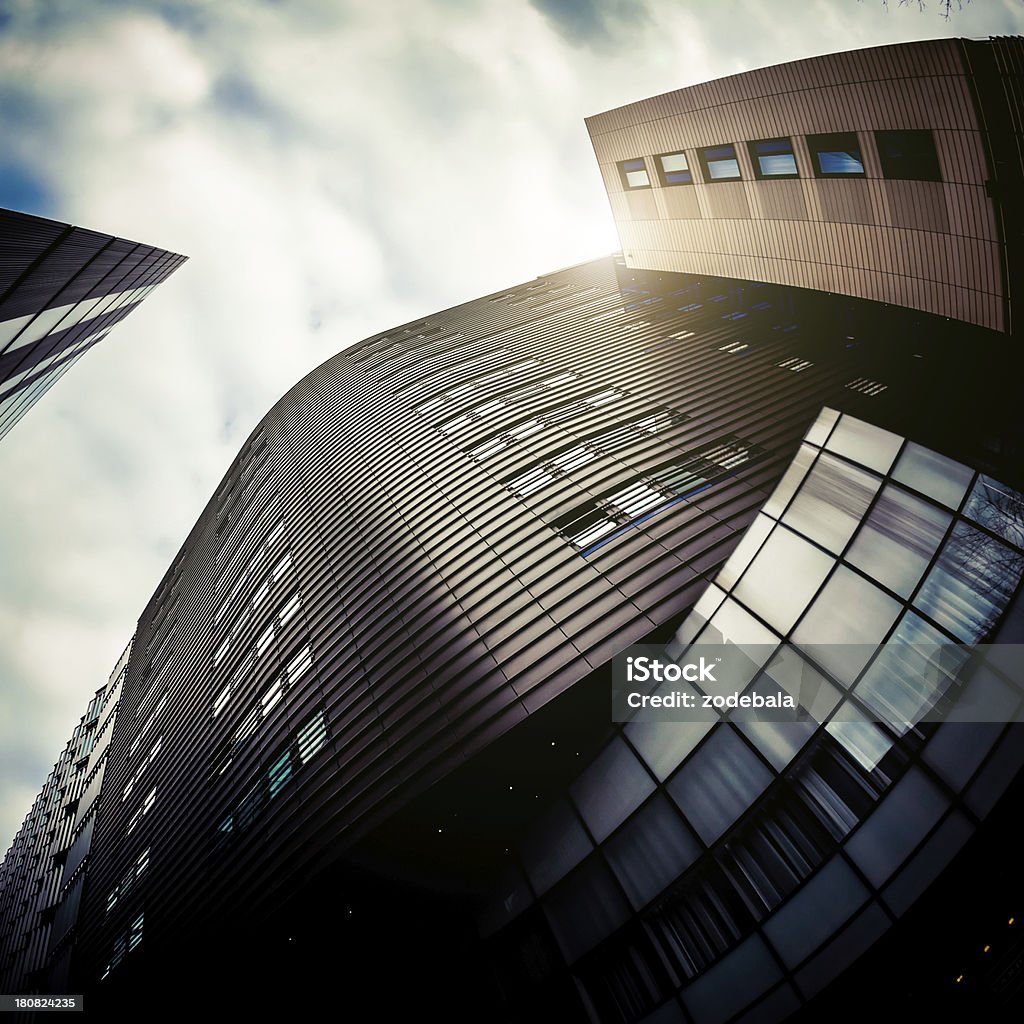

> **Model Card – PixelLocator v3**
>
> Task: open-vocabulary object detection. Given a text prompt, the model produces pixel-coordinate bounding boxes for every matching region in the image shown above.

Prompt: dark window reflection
[916,521,1024,641]
[963,475,1024,550]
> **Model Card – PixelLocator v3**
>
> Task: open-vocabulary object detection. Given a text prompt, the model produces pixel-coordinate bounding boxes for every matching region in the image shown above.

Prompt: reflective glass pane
[762,443,817,520]
[759,154,798,176]
[626,714,714,782]
[892,442,972,509]
[519,799,592,895]
[916,522,1024,642]
[963,475,1024,549]
[793,566,900,684]
[763,856,869,968]
[268,749,292,798]
[825,702,893,771]
[570,736,655,842]
[817,151,864,174]
[805,407,840,448]
[734,527,833,635]
[681,934,781,1024]
[783,452,881,554]
[844,767,948,886]
[668,584,727,651]
[737,715,816,772]
[605,794,702,909]
[661,153,689,173]
[846,483,950,598]
[761,647,842,725]
[667,727,773,843]
[854,612,969,733]
[716,513,774,590]
[824,415,902,473]
[708,159,741,180]
[544,856,631,962]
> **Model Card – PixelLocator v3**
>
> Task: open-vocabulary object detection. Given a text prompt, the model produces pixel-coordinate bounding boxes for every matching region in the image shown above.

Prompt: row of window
[554,435,763,551]
[216,709,329,840]
[466,385,628,462]
[122,738,161,803]
[507,407,689,499]
[129,693,167,758]
[100,911,144,980]
[125,787,156,836]
[398,345,512,396]
[213,555,295,665]
[414,359,542,416]
[210,645,314,776]
[617,129,941,191]
[437,372,583,439]
[215,518,287,623]
[105,848,149,916]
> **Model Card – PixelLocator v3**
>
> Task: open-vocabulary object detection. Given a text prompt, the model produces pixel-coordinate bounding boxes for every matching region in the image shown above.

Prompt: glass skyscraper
[0,207,186,439]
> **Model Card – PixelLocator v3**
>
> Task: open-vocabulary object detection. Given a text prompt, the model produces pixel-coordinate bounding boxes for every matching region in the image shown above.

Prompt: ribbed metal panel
[0,208,186,440]
[587,39,1014,332]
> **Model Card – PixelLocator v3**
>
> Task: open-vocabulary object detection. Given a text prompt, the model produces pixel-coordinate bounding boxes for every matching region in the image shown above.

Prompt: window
[126,787,156,836]
[105,848,150,915]
[617,158,651,190]
[806,132,865,177]
[748,138,799,179]
[268,750,293,798]
[214,708,329,843]
[697,144,742,182]
[654,151,693,186]
[122,738,162,802]
[875,129,941,182]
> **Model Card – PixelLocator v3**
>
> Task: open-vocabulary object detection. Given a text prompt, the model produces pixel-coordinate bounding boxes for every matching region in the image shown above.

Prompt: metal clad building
[0,208,186,439]
[586,38,1023,334]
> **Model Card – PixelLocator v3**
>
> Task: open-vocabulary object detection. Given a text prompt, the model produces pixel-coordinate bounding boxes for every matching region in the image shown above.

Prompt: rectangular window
[105,848,150,915]
[807,132,865,177]
[261,678,284,715]
[278,593,301,626]
[297,710,328,764]
[212,681,233,717]
[122,738,162,802]
[654,151,693,186]
[874,129,941,181]
[748,138,799,179]
[697,144,742,182]
[126,787,156,836]
[286,645,313,683]
[256,625,274,657]
[268,749,293,798]
[617,158,651,190]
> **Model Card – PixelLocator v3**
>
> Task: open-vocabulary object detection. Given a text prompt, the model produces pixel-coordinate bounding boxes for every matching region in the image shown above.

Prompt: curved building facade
[64,255,1023,1019]
[2,38,1023,1023]
[586,37,1023,334]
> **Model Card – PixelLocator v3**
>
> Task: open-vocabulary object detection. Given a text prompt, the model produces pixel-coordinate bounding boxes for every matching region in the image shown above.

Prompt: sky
[1,0,1022,848]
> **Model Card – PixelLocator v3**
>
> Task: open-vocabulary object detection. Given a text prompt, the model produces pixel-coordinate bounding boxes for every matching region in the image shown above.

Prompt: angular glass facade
[481,411,1024,1022]
[0,208,186,439]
